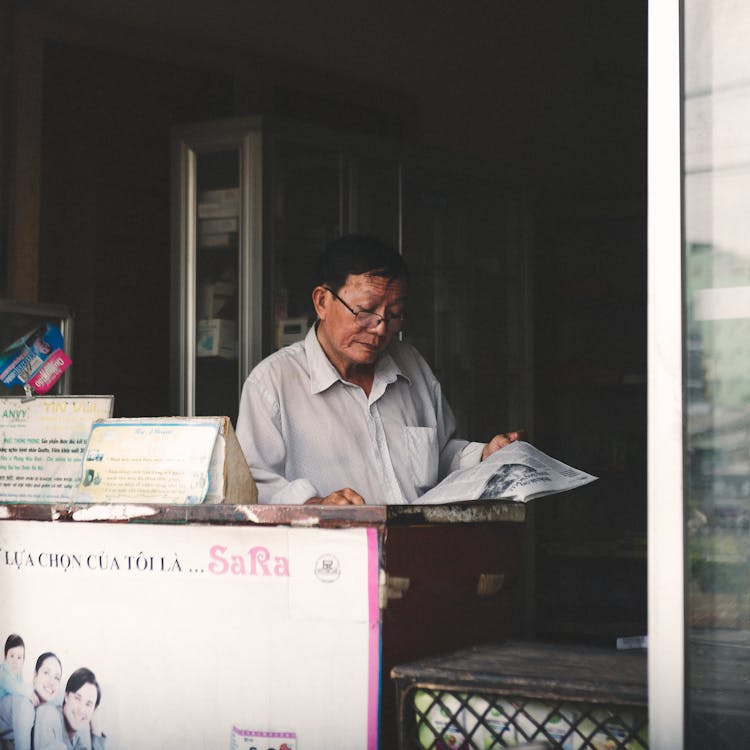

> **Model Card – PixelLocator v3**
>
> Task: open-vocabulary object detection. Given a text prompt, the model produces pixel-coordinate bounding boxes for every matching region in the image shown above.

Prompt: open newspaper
[418,440,597,505]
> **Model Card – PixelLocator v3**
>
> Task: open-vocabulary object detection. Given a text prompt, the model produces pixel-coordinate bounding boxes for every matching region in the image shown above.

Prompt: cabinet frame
[170,117,264,416]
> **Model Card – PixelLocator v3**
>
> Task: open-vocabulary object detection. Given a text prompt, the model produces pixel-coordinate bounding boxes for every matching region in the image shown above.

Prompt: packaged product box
[463,695,518,748]
[513,700,579,749]
[575,708,648,750]
[199,281,236,318]
[197,319,238,359]
[415,690,467,749]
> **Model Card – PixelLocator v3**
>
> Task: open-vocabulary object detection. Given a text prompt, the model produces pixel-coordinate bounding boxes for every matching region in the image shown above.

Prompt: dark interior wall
[8,1,648,641]
[31,28,417,417]
[17,0,648,458]
[21,0,647,187]
[13,3,648,428]
[0,2,11,293]
[26,3,647,419]
[532,196,647,642]
[38,41,235,416]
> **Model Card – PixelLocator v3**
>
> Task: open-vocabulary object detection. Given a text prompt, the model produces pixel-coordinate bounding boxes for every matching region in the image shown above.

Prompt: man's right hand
[304,488,366,505]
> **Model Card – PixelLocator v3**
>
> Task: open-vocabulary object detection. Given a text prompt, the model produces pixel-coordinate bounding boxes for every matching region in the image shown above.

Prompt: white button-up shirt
[236,326,484,504]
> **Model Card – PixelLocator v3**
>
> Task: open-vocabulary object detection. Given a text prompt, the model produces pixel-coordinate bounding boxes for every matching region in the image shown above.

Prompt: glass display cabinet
[170,116,401,420]
[171,118,258,419]
[171,115,531,439]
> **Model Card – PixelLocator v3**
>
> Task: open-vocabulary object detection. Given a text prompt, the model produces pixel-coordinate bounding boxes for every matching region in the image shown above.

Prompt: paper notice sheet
[72,418,221,504]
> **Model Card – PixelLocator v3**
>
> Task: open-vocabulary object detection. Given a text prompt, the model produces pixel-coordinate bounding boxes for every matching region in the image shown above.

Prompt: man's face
[63,683,98,732]
[314,272,407,376]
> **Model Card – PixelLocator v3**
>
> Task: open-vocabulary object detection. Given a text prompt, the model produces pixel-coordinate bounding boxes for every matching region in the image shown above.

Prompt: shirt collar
[304,324,410,395]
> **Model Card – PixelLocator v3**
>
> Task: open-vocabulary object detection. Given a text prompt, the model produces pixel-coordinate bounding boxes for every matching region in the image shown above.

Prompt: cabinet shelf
[549,372,646,389]
[542,540,646,561]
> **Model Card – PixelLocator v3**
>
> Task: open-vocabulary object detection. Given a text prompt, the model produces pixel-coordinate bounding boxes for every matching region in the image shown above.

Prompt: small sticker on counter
[230,727,296,749]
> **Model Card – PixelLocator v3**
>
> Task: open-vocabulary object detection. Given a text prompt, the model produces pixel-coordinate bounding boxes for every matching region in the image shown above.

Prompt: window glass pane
[195,149,240,417]
[403,166,520,439]
[268,140,341,350]
[684,1,750,745]
[348,155,400,246]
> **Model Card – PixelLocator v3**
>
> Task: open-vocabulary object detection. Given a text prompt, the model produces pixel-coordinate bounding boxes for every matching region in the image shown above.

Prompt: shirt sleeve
[12,694,36,750]
[439,436,485,476]
[32,704,66,750]
[454,440,486,469]
[236,375,320,504]
[0,695,12,737]
[428,371,484,479]
[0,665,25,699]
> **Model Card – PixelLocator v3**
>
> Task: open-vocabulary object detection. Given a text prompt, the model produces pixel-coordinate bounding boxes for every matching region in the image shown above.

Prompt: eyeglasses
[323,287,405,332]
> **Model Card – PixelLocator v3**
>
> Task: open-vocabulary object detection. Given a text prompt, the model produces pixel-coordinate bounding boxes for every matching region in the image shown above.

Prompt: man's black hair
[315,234,408,292]
[65,667,102,707]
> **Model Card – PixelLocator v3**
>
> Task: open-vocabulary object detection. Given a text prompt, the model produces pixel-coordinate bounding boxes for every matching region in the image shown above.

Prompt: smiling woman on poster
[33,668,105,750]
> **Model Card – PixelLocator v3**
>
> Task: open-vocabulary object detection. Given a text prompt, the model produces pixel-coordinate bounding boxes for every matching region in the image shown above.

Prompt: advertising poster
[0,397,114,502]
[0,521,380,749]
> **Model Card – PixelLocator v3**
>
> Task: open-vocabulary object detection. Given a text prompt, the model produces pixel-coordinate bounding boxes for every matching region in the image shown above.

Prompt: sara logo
[314,553,341,583]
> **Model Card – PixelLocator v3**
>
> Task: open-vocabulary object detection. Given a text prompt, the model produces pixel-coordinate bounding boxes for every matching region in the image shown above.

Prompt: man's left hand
[481,430,526,461]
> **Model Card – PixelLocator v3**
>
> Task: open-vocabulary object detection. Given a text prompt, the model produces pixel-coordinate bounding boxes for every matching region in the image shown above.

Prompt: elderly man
[236,234,522,505]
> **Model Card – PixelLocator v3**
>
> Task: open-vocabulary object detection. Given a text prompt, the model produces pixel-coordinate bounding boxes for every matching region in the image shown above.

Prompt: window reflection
[684,0,750,745]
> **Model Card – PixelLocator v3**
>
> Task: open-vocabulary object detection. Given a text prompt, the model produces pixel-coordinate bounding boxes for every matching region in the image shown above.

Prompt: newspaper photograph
[418,441,597,505]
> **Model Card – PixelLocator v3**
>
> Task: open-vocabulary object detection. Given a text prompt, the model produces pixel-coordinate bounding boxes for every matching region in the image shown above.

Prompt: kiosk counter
[0,499,527,750]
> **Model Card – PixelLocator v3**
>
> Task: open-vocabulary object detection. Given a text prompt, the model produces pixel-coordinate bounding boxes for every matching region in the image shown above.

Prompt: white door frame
[647,0,685,747]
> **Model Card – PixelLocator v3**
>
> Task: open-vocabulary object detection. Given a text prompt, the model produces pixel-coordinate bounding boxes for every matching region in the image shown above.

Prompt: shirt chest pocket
[404,425,439,492]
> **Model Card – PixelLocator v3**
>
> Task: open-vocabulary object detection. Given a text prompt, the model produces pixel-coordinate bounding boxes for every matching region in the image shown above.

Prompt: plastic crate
[391,641,648,749]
